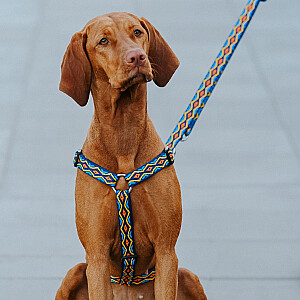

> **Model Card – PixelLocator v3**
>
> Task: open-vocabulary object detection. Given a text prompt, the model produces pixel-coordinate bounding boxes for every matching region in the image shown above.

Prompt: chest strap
[73,148,174,286]
[73,147,174,189]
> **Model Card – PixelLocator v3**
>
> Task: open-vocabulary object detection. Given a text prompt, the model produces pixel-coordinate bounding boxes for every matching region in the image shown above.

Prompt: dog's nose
[125,49,146,66]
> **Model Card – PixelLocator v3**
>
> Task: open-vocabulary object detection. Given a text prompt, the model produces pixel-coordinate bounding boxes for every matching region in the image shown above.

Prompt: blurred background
[0,0,299,299]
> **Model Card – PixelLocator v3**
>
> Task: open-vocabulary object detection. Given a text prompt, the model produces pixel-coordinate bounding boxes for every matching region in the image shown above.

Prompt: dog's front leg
[154,248,178,300]
[86,255,114,300]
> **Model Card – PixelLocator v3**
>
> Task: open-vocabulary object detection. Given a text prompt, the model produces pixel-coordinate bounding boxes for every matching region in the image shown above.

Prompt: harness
[73,148,174,285]
[73,0,266,286]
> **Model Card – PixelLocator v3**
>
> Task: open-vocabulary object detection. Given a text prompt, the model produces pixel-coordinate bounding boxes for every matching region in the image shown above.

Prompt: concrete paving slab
[0,278,61,300]
[0,199,82,256]
[177,240,300,279]
[1,172,75,200]
[0,255,84,279]
[180,187,300,240]
[0,0,39,27]
[201,279,300,300]
[175,152,299,188]
[0,130,10,176]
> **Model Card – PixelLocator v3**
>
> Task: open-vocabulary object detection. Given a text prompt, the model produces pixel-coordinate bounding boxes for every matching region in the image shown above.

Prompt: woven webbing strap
[165,0,266,150]
[73,148,173,285]
[110,189,156,285]
[73,148,174,188]
[126,148,174,188]
[73,151,118,187]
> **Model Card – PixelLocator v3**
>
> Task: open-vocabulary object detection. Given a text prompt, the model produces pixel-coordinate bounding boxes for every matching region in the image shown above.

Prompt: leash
[166,0,266,150]
[73,0,266,286]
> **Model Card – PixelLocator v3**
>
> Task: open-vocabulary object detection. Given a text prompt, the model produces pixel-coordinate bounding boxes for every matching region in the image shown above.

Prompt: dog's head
[59,12,179,106]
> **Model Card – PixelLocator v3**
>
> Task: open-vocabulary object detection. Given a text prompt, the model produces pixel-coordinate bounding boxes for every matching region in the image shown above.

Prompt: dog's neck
[91,79,148,127]
[83,79,158,173]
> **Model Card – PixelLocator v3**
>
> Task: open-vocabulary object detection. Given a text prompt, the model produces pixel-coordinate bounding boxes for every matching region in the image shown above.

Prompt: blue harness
[73,0,266,286]
[73,148,174,285]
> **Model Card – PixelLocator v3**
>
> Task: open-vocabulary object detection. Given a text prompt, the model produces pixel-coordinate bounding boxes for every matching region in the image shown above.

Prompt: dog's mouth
[111,67,153,92]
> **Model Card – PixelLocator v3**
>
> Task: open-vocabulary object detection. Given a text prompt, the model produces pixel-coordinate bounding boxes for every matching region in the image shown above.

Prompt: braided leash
[166,0,266,150]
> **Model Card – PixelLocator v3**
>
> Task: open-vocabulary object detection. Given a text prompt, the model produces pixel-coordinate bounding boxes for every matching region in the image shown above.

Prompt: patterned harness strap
[73,148,174,189]
[73,148,174,286]
[112,189,156,285]
[72,0,266,287]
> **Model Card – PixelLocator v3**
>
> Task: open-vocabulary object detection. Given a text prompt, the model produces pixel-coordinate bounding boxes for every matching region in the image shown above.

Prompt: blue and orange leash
[166,0,266,150]
[74,0,267,286]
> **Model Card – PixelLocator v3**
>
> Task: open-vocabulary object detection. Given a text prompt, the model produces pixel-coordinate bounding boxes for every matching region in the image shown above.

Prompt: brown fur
[59,12,183,299]
[55,264,207,300]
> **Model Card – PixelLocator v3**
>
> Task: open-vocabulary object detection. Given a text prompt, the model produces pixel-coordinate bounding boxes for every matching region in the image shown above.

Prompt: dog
[55,264,207,300]
[59,12,183,299]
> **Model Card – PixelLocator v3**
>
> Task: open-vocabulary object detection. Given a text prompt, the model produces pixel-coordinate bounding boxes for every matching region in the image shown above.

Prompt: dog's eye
[99,38,109,45]
[134,29,142,37]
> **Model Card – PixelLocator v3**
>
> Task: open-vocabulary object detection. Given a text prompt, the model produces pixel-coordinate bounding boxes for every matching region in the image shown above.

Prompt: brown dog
[59,13,182,299]
[56,264,207,300]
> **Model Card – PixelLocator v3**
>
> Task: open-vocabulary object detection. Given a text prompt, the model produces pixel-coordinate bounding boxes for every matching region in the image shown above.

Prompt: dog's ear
[140,17,179,87]
[59,31,92,106]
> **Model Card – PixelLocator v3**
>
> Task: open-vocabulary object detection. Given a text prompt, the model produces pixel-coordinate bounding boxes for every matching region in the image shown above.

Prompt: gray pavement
[1,0,300,299]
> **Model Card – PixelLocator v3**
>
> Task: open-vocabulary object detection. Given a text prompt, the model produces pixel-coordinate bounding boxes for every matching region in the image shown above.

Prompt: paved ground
[1,0,299,299]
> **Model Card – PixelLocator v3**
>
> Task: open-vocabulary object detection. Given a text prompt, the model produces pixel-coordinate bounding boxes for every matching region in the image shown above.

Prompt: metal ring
[164,146,174,165]
[181,133,189,142]
[164,146,176,157]
[112,174,132,193]
[172,147,176,156]
[112,186,132,193]
[117,173,126,177]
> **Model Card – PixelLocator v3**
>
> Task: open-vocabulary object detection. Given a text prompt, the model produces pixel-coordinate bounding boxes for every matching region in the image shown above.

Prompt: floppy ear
[140,17,179,87]
[59,31,92,106]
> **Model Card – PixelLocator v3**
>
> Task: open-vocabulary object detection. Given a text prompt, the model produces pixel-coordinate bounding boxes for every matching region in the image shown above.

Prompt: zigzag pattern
[74,149,174,189]
[111,267,155,285]
[74,150,171,285]
[116,190,136,285]
[165,0,264,150]
[74,151,118,187]
[126,148,174,187]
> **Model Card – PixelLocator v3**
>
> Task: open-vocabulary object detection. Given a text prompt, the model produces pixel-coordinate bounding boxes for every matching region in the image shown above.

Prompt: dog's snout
[125,49,146,66]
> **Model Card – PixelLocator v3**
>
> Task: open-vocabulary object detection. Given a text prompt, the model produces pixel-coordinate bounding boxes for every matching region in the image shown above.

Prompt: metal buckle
[164,147,174,165]
[181,133,189,142]
[73,150,82,167]
[172,147,176,156]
